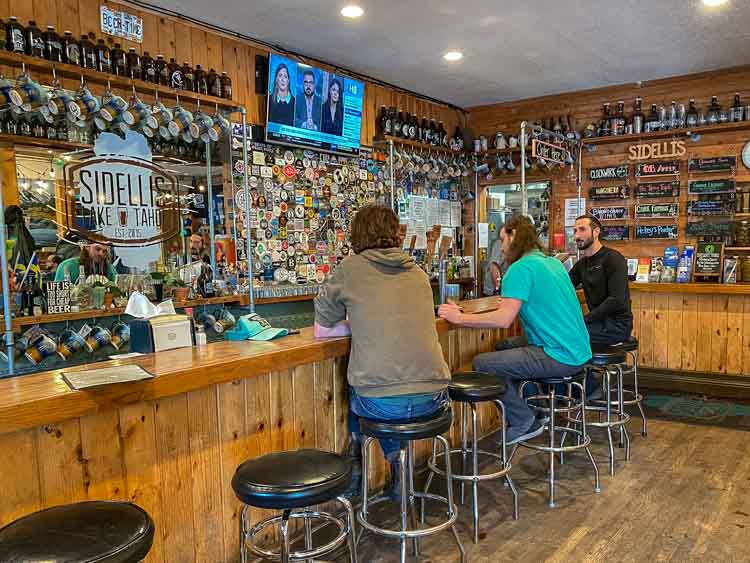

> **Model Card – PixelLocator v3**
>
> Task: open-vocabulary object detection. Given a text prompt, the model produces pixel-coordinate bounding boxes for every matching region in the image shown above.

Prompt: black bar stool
[232,449,357,563]
[584,344,632,476]
[357,406,465,563]
[0,501,154,562]
[617,337,647,436]
[510,371,600,508]
[423,371,518,544]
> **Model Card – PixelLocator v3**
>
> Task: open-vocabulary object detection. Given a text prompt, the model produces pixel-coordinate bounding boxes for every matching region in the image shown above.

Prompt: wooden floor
[345,417,750,562]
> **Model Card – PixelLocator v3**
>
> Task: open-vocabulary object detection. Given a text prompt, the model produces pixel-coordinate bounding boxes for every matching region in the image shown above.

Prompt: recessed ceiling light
[703,0,728,6]
[341,5,364,18]
[443,51,463,62]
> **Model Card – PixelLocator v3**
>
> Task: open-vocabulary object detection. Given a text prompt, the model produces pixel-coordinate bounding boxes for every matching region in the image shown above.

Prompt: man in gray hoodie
[315,205,450,499]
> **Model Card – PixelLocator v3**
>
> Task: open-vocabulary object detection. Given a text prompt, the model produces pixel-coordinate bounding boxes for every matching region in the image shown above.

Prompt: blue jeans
[348,387,449,461]
[473,346,584,430]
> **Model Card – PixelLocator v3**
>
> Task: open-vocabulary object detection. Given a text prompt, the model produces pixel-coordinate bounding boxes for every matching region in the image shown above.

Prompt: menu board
[635,203,679,218]
[635,224,678,239]
[686,221,733,237]
[636,161,680,177]
[694,241,723,276]
[589,185,629,200]
[688,156,736,173]
[688,179,736,195]
[687,199,734,216]
[600,225,630,241]
[590,206,629,221]
[589,165,629,181]
[635,181,680,198]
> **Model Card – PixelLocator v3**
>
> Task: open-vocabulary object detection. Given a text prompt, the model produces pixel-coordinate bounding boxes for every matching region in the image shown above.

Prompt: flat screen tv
[265,53,365,155]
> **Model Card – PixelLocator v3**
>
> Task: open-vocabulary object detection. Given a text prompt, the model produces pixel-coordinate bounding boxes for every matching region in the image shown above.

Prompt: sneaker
[506,418,545,445]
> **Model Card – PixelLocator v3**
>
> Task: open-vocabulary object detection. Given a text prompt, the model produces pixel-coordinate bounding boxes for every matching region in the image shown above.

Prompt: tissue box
[129,315,195,354]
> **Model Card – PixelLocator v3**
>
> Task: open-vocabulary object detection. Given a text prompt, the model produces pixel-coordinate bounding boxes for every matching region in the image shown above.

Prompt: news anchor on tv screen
[295,69,322,131]
[321,77,344,136]
[268,61,295,126]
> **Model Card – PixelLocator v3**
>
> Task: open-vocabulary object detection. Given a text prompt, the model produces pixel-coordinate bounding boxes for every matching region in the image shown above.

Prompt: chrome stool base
[240,497,357,563]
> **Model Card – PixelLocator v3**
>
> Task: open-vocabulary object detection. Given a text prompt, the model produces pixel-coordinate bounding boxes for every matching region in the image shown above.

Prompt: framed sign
[687,199,734,216]
[600,225,630,241]
[589,185,629,200]
[688,156,736,173]
[635,203,679,218]
[635,224,678,239]
[589,165,628,182]
[531,139,570,165]
[694,241,723,278]
[635,181,680,198]
[100,5,143,43]
[686,221,733,237]
[45,281,72,314]
[688,179,736,195]
[636,161,680,177]
[590,206,629,221]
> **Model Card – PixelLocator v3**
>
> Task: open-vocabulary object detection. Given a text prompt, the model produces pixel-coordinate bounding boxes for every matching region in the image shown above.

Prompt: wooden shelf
[380,135,462,155]
[10,294,248,330]
[0,133,91,152]
[0,51,238,110]
[582,121,750,146]
[630,282,750,295]
[482,147,522,156]
[725,246,750,251]
[255,294,316,305]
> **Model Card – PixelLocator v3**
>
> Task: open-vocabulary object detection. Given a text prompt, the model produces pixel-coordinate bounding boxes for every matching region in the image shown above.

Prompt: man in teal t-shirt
[55,243,118,283]
[439,216,591,444]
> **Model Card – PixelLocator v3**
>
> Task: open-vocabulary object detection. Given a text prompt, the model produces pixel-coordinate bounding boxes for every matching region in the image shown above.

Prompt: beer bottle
[645,103,660,132]
[155,55,169,86]
[182,62,194,91]
[220,72,232,99]
[732,93,743,122]
[453,125,464,151]
[632,97,644,134]
[416,115,422,142]
[408,114,417,140]
[80,34,97,70]
[25,20,44,58]
[0,19,7,51]
[126,47,141,79]
[43,25,62,62]
[168,58,183,89]
[553,116,562,134]
[111,43,126,76]
[686,99,699,128]
[668,100,678,130]
[6,17,25,53]
[612,100,625,136]
[95,38,110,73]
[393,110,402,137]
[599,103,611,136]
[141,51,156,82]
[707,96,721,125]
[193,64,208,94]
[207,68,221,97]
[377,106,388,137]
[62,31,80,66]
[420,117,429,144]
[429,119,438,145]
[438,121,448,146]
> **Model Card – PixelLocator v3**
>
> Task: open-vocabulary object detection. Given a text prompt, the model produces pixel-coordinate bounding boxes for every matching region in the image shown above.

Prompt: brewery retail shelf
[0,51,238,110]
[581,120,750,146]
[381,135,461,155]
[10,294,249,330]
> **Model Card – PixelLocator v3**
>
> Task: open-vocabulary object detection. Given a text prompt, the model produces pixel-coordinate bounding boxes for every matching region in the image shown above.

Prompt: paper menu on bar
[439,200,452,226]
[426,198,440,228]
[450,202,462,227]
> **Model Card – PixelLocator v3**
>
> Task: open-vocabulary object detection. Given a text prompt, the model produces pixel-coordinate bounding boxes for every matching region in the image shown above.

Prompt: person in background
[321,78,344,136]
[268,63,295,126]
[43,255,62,282]
[189,233,207,262]
[55,231,83,262]
[569,214,633,397]
[483,236,508,296]
[55,242,117,283]
[314,205,450,499]
[294,69,322,130]
[4,206,35,269]
[439,215,591,444]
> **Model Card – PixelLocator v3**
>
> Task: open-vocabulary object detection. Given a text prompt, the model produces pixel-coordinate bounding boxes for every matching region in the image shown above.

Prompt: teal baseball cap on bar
[225,313,289,341]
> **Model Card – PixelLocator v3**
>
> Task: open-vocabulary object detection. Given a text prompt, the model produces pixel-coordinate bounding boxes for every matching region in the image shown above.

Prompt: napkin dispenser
[129,314,195,354]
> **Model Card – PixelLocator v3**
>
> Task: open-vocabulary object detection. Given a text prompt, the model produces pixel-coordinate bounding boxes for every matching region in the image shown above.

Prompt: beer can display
[84,326,113,353]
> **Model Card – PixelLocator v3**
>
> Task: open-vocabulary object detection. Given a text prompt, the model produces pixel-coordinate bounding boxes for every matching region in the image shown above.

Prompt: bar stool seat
[614,336,638,353]
[358,408,453,440]
[589,344,627,367]
[0,501,154,563]
[233,449,357,563]
[232,449,351,509]
[448,371,507,402]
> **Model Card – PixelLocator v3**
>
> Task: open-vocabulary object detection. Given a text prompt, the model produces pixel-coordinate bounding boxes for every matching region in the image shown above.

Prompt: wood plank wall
[468,65,750,257]
[631,289,750,376]
[0,325,514,563]
[0,0,466,146]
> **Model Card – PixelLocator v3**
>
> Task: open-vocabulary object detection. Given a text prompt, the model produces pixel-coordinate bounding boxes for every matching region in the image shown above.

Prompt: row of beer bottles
[377,106,461,148]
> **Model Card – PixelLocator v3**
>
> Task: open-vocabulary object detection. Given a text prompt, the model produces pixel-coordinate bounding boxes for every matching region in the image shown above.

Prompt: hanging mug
[25,334,57,365]
[84,325,112,353]
[57,329,87,360]
[16,74,48,112]
[213,310,236,333]
[168,105,194,138]
[153,101,174,137]
[191,110,217,142]
[47,89,75,116]
[196,311,217,329]
[71,87,101,120]
[110,321,131,351]
[129,98,159,130]
[0,75,23,107]
[212,111,231,139]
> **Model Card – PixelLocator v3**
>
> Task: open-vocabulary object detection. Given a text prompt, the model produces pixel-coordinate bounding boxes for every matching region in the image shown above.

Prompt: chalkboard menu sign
[590,206,629,221]
[45,281,72,314]
[635,203,679,218]
[687,199,734,216]
[694,241,723,277]
[686,221,733,237]
[635,224,678,239]
[635,181,680,198]
[601,225,630,241]
[636,161,680,177]
[589,185,629,200]
[688,156,736,173]
[688,179,736,195]
[589,165,629,181]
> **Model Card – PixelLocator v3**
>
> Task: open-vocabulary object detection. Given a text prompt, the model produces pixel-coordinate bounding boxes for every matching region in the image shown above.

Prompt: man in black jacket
[569,214,633,345]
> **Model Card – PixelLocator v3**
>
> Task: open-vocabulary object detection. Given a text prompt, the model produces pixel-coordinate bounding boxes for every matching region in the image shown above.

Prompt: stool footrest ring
[357,493,457,539]
[518,426,592,453]
[427,448,511,482]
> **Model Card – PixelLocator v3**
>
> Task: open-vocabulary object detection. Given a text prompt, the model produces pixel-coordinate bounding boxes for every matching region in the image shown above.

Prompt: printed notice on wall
[426,198,440,228]
[450,202,462,228]
[439,200,452,226]
[564,198,586,227]
[478,223,489,248]
[409,196,427,225]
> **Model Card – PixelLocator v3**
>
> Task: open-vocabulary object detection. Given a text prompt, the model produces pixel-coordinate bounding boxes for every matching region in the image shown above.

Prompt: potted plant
[103,281,123,308]
[166,274,189,302]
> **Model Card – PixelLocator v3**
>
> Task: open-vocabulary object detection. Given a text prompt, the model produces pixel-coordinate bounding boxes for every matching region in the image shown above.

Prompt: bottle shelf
[380,135,462,155]
[582,120,750,146]
[0,51,238,110]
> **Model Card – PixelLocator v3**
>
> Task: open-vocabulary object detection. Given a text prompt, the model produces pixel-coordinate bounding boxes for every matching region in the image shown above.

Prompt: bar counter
[0,297,518,563]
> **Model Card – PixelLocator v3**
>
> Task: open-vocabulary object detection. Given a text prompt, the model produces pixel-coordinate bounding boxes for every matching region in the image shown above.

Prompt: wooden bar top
[629,282,750,295]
